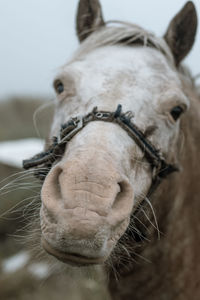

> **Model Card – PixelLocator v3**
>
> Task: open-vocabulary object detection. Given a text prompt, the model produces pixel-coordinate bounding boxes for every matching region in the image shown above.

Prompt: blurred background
[0,0,199,299]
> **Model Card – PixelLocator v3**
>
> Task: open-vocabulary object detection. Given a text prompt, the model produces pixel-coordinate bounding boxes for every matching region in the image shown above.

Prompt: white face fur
[52,44,189,192]
[41,44,189,263]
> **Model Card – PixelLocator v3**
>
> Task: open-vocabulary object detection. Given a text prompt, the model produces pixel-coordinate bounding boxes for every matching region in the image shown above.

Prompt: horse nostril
[108,180,133,227]
[42,204,57,225]
[118,182,124,193]
[41,166,62,212]
[112,181,130,211]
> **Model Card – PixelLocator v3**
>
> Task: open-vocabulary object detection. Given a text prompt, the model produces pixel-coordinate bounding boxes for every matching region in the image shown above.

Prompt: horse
[23,1,200,299]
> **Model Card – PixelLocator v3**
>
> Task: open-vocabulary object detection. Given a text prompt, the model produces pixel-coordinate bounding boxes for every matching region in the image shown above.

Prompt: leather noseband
[23,105,179,198]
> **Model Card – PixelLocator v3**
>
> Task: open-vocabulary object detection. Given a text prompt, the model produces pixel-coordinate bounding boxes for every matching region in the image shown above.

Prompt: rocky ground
[0,98,111,300]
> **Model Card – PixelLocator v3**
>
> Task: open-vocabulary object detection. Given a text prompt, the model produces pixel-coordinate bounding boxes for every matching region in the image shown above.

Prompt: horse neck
[147,79,199,242]
[108,83,200,300]
[130,78,200,243]
[166,80,200,224]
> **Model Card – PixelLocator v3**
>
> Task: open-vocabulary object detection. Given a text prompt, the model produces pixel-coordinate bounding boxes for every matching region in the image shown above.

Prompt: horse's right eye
[54,80,64,94]
[170,105,184,122]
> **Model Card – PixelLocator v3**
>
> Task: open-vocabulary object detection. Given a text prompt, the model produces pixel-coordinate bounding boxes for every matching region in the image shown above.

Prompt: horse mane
[71,21,199,95]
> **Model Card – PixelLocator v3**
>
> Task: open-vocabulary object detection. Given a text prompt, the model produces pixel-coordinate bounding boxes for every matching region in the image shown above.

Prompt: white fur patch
[44,43,187,259]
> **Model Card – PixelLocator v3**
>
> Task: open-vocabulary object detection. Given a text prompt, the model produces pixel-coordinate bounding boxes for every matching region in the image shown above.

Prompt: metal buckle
[59,116,83,144]
[95,112,112,120]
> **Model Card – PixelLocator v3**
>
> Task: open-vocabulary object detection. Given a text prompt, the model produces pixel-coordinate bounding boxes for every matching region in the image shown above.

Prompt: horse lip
[41,237,106,266]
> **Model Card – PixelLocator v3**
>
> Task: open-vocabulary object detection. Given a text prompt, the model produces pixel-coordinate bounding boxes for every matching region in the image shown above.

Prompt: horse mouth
[41,237,106,266]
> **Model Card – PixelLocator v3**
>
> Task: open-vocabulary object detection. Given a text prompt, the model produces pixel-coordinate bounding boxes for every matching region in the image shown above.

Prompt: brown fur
[76,0,105,42]
[164,2,198,66]
[107,81,200,299]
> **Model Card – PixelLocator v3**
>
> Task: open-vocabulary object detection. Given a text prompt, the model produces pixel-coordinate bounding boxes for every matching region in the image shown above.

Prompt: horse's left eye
[54,80,64,94]
[170,105,184,121]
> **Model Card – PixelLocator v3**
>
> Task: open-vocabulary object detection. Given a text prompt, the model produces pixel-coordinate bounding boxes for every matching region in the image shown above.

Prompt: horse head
[26,1,198,266]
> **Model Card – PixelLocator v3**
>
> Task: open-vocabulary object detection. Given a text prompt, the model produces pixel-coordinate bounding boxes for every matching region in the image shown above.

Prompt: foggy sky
[0,0,200,100]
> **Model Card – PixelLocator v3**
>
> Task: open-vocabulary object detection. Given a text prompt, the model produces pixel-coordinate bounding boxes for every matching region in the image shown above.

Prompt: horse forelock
[72,22,174,65]
[69,21,199,94]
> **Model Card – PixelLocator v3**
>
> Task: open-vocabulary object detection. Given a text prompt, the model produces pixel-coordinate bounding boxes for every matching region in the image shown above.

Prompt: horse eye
[54,80,64,94]
[170,105,184,121]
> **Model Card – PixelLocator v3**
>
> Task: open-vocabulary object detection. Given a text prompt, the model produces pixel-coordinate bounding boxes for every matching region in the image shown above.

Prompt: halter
[23,105,178,197]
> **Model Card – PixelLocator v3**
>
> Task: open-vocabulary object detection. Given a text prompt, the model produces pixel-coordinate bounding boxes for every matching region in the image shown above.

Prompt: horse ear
[164,1,198,66]
[76,0,105,42]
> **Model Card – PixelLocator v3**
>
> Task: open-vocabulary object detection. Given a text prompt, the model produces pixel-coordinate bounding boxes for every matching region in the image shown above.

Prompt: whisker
[135,191,161,240]
[33,99,54,139]
[144,196,161,240]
